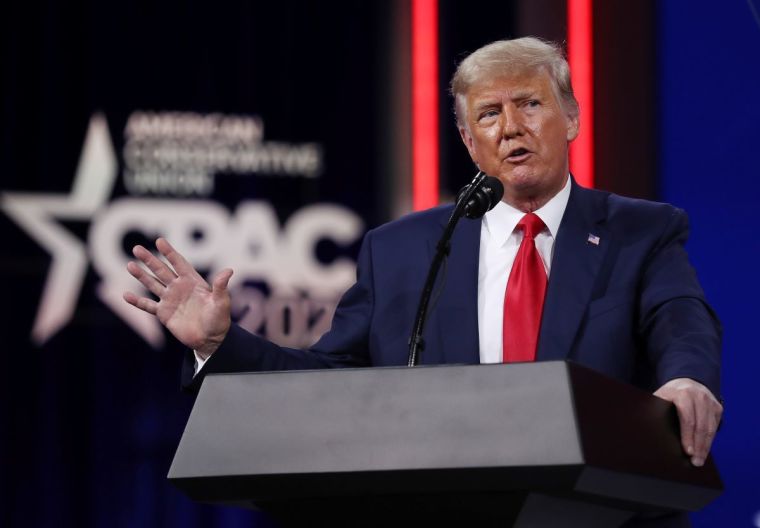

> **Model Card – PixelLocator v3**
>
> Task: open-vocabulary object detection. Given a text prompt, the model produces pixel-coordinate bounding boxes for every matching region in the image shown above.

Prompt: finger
[132,244,177,285]
[156,238,199,277]
[211,268,234,300]
[674,396,697,459]
[126,261,165,297]
[692,400,720,465]
[123,291,159,315]
[692,396,709,462]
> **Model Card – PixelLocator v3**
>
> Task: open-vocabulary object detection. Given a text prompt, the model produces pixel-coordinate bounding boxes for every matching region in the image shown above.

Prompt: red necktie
[503,213,548,363]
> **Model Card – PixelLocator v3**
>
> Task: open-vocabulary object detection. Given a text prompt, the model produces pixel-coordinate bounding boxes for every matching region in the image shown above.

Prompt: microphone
[407,171,500,367]
[457,175,504,219]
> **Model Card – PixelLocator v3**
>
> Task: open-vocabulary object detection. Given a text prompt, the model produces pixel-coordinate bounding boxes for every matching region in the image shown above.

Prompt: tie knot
[518,212,545,239]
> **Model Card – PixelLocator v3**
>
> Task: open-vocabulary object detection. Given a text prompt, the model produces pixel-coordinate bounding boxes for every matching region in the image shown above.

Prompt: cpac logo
[1,114,363,348]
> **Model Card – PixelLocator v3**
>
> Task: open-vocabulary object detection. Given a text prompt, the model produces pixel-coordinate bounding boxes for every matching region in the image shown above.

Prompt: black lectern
[168,361,721,527]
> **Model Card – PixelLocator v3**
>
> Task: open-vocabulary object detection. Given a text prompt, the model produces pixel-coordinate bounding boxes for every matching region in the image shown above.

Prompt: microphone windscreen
[458,175,503,219]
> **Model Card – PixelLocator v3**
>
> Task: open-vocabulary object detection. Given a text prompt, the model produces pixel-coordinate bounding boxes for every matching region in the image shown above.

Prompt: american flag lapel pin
[587,233,600,246]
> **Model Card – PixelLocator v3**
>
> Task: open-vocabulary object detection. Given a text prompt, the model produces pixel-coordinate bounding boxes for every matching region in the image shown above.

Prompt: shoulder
[354,205,454,275]
[573,185,687,233]
[367,204,454,242]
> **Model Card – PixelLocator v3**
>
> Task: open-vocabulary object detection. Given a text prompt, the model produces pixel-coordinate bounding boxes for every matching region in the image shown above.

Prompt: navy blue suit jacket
[184,181,721,398]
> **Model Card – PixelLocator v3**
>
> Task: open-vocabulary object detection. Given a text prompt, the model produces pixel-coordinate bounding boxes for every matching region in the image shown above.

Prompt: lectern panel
[170,362,583,478]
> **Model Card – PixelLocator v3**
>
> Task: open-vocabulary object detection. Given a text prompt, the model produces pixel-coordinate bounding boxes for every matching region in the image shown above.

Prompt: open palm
[124,238,233,359]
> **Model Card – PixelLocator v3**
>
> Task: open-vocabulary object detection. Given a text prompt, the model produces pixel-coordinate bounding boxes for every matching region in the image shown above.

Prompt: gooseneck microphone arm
[407,171,503,367]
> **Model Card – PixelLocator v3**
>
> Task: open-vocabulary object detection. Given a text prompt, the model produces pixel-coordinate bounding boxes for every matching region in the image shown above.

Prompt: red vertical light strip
[568,0,594,188]
[411,0,439,210]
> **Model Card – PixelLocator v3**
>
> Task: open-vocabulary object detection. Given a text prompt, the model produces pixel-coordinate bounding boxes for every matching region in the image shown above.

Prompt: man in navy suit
[124,37,722,523]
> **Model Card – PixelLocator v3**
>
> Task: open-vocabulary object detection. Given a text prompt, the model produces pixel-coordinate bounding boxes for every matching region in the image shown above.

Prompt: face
[458,69,579,210]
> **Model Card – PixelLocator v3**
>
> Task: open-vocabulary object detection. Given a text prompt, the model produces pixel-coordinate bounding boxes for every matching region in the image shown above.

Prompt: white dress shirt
[194,351,209,372]
[477,176,571,364]
[195,176,572,374]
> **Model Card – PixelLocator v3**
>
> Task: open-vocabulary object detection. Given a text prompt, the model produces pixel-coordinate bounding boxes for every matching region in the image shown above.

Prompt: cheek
[534,120,567,152]
[530,111,564,139]
[478,125,502,143]
[524,117,543,137]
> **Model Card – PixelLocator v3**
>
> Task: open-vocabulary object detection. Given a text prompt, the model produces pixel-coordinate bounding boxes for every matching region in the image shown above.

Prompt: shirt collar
[483,175,571,242]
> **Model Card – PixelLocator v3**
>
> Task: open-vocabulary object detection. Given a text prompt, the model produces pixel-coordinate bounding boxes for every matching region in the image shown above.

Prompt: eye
[478,109,499,121]
[525,99,540,108]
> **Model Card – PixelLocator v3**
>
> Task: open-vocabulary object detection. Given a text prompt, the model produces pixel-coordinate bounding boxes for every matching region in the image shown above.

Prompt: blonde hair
[450,37,579,124]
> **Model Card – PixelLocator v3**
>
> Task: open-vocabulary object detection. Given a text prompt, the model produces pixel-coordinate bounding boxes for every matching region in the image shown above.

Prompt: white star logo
[3,110,360,350]
[2,114,117,344]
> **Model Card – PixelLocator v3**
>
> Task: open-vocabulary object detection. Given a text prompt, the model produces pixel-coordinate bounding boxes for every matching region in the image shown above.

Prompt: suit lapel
[537,183,609,361]
[425,212,481,365]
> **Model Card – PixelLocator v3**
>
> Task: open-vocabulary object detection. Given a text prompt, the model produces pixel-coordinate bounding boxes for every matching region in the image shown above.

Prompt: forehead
[465,69,556,102]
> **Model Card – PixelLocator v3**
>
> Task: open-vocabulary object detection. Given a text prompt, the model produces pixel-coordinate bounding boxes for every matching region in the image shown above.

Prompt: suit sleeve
[181,230,376,392]
[638,208,722,398]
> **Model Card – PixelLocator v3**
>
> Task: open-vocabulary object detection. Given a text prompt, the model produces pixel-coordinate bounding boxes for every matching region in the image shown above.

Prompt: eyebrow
[473,100,500,113]
[472,90,539,112]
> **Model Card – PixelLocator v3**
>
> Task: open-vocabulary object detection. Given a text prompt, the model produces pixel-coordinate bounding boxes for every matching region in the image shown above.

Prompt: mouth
[505,147,532,163]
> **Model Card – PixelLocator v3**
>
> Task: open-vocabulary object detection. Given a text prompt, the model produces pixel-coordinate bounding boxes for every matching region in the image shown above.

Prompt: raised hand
[654,378,723,467]
[123,238,233,360]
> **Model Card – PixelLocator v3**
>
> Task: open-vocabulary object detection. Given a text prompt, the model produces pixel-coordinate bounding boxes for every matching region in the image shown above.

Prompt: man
[124,37,722,525]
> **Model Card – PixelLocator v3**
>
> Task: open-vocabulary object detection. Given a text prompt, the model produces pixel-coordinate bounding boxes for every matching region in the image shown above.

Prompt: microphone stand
[407,171,486,367]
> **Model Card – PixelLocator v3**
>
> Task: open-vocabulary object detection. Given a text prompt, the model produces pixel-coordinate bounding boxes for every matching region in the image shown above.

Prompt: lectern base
[256,491,637,527]
[516,493,635,527]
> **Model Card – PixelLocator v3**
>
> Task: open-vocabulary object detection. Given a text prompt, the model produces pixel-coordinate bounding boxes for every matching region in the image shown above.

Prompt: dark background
[1,1,758,526]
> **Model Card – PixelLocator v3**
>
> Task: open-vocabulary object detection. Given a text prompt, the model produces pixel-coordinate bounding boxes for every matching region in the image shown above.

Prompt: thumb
[211,268,234,299]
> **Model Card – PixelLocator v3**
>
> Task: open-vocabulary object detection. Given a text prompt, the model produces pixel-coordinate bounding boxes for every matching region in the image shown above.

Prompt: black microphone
[456,175,504,219]
[407,171,500,367]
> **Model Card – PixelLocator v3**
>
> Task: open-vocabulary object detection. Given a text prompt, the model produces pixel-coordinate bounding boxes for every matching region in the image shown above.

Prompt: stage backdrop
[3,0,755,526]
[657,0,760,526]
[0,1,390,526]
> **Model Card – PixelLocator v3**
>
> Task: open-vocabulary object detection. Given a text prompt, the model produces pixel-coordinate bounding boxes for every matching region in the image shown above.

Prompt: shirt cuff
[193,350,209,376]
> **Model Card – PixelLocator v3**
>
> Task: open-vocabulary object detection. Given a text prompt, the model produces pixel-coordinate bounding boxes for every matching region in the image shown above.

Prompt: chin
[503,170,542,193]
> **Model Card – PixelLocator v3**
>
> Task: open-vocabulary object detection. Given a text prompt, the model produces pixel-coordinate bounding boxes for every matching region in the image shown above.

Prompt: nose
[501,105,523,138]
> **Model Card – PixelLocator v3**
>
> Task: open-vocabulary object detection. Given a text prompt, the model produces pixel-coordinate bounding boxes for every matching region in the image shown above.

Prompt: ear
[458,125,479,166]
[566,112,580,142]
